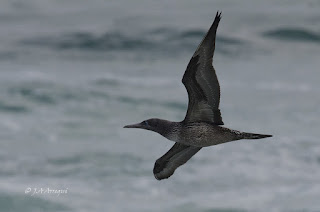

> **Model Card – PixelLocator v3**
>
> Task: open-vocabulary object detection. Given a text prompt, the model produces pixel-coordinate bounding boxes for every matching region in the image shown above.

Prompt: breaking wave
[20,28,247,57]
[263,28,320,42]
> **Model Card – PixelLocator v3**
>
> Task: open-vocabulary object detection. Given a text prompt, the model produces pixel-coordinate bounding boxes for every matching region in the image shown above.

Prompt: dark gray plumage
[182,12,223,125]
[124,12,272,180]
[153,142,201,180]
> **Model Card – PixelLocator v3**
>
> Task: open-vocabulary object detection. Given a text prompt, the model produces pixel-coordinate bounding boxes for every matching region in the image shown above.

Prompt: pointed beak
[123,123,143,129]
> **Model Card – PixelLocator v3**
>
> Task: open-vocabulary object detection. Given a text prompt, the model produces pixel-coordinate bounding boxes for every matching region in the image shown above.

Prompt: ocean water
[0,0,320,211]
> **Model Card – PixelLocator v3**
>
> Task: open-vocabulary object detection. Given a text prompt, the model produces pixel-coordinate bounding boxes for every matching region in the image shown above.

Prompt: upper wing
[182,12,223,125]
[153,142,201,180]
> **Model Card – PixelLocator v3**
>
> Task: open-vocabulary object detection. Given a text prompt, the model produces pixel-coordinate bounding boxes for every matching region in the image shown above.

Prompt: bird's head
[124,118,161,131]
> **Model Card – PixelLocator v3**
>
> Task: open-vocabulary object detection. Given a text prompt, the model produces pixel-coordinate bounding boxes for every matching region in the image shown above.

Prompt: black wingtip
[216,11,222,20]
[153,160,171,180]
[211,11,222,27]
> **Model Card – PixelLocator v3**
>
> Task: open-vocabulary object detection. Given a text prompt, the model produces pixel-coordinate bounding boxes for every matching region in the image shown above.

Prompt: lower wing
[153,143,202,180]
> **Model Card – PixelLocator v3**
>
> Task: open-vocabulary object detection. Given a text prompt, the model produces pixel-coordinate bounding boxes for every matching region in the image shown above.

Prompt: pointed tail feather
[241,132,272,140]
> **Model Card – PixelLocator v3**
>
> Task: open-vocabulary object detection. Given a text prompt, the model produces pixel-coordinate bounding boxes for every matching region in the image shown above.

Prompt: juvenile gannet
[124,12,272,180]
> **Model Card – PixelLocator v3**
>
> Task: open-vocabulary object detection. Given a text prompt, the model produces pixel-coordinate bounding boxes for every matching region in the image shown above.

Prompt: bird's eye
[144,121,149,127]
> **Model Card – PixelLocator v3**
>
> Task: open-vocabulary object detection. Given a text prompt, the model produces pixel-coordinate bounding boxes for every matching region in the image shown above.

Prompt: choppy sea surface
[0,0,320,211]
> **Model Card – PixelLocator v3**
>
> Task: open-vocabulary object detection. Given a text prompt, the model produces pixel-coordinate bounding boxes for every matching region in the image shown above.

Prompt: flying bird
[124,12,272,180]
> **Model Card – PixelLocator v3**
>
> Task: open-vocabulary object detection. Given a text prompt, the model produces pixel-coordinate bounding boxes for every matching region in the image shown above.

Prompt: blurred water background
[0,0,320,211]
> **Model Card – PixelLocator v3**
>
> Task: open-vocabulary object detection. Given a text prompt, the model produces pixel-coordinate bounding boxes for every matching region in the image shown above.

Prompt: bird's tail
[241,132,272,140]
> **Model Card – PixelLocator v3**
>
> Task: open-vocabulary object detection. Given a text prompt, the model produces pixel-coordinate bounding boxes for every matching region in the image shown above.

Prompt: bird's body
[124,12,272,180]
[156,121,240,147]
[171,122,241,147]
[139,119,271,147]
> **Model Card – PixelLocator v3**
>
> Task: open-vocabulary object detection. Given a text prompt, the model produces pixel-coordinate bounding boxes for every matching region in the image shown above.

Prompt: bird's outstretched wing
[153,143,201,180]
[182,12,223,125]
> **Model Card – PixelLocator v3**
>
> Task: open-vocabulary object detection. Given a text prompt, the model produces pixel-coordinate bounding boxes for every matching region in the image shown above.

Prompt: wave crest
[21,28,246,57]
[263,28,320,42]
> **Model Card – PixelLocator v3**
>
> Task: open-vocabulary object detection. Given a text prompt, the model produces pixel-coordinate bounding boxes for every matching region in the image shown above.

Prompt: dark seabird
[124,12,272,180]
